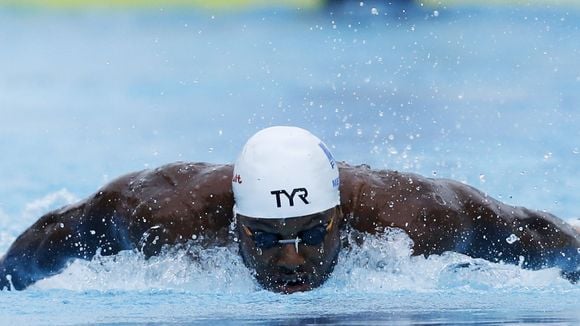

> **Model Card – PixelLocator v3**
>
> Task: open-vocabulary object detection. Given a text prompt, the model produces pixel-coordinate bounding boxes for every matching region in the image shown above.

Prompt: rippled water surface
[1,2,579,324]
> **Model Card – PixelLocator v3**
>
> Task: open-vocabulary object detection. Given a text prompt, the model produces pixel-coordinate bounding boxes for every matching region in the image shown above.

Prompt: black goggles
[242,215,335,250]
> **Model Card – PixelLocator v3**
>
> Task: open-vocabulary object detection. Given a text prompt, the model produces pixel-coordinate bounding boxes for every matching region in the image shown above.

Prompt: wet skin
[1,162,578,291]
[237,207,341,294]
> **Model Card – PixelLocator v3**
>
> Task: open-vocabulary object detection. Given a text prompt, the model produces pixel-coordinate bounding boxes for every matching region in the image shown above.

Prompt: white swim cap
[233,126,340,219]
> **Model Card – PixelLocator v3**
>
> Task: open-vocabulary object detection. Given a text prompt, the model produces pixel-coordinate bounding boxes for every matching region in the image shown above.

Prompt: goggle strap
[242,225,253,237]
[326,216,334,232]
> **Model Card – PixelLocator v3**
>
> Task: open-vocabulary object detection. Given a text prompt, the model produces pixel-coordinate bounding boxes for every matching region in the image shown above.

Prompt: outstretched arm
[340,165,579,281]
[0,162,235,291]
[0,184,136,291]
[0,198,125,290]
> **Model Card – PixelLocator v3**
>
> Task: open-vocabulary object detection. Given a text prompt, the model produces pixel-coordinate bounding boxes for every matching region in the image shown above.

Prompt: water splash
[329,229,574,293]
[0,189,79,253]
[34,228,576,294]
[35,244,256,293]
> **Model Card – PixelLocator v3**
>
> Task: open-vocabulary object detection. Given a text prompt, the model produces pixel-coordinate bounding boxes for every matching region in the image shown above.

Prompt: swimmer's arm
[342,167,578,280]
[0,190,134,291]
[0,203,88,290]
[0,163,236,290]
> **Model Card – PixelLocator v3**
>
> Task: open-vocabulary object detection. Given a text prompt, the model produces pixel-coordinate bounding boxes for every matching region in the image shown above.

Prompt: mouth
[273,275,311,294]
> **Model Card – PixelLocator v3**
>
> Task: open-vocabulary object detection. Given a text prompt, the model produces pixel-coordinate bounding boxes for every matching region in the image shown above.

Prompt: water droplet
[506,234,520,244]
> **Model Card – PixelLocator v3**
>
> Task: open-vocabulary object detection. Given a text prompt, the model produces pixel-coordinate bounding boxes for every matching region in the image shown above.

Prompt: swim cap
[233,126,340,219]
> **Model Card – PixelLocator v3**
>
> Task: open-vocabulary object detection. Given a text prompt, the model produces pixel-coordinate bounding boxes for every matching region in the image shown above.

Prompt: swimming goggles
[242,215,334,253]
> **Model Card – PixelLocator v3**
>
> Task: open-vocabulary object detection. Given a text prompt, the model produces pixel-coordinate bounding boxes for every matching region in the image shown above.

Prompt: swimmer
[1,126,578,292]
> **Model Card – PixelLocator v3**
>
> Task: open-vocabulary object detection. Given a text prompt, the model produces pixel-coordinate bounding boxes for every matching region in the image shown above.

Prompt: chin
[267,280,316,294]
[277,282,313,294]
[261,276,327,294]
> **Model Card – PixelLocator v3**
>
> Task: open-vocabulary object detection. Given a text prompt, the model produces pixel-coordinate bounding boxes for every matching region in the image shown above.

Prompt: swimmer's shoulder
[99,162,233,196]
[337,162,464,215]
[337,161,436,191]
[81,162,234,216]
[338,162,430,214]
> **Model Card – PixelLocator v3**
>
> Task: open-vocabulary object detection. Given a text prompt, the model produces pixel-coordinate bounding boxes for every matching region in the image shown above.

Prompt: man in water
[1,126,578,292]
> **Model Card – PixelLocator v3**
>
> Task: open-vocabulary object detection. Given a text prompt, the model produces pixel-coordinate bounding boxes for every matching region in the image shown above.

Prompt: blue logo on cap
[318,142,336,169]
[332,177,340,188]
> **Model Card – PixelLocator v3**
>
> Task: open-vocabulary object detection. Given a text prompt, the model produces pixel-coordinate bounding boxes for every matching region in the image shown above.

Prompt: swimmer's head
[233,126,342,293]
[232,126,340,219]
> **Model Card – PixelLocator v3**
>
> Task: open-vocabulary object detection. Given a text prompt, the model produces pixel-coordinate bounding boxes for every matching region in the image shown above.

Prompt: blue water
[1,2,579,324]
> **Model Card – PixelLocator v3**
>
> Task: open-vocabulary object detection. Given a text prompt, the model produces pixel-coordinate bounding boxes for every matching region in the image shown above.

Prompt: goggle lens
[300,225,327,246]
[245,220,331,249]
[253,232,280,249]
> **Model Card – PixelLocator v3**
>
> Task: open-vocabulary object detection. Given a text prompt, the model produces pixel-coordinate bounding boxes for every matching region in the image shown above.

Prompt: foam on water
[28,217,575,294]
[35,244,257,293]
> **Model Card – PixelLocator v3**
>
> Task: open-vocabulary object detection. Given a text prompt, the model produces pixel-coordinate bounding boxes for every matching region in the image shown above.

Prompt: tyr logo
[270,188,309,208]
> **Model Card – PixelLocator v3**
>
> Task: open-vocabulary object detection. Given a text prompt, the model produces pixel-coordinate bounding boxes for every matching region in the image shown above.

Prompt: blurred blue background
[1,1,578,222]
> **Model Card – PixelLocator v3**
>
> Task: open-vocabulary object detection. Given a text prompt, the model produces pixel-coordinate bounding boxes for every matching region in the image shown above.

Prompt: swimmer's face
[237,207,341,294]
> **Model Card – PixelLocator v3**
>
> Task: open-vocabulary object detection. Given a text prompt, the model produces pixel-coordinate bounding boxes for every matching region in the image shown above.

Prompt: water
[1,2,579,324]
[4,231,580,325]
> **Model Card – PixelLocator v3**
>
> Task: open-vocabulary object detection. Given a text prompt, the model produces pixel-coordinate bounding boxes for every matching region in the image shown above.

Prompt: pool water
[1,2,579,324]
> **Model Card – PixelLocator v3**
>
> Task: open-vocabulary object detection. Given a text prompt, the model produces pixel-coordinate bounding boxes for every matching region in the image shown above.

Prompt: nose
[276,243,305,272]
